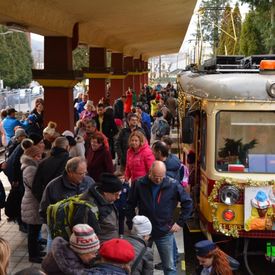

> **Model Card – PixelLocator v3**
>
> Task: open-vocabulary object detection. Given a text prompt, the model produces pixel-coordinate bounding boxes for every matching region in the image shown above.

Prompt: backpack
[156,119,170,138]
[47,195,99,241]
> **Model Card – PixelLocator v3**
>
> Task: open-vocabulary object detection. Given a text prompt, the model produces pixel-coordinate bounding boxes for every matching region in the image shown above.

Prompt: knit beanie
[43,121,57,136]
[24,145,42,158]
[69,224,100,255]
[15,128,26,139]
[99,238,135,263]
[132,215,152,237]
[98,173,122,193]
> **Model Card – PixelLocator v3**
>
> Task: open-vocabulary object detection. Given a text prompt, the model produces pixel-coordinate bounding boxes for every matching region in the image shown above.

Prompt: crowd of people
[0,83,236,275]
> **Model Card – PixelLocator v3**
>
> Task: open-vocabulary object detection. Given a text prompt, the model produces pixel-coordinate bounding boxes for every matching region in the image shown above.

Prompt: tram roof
[0,0,197,60]
[178,71,275,101]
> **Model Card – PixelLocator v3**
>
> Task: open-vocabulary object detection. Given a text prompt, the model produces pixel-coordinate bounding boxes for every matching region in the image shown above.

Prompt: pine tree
[217,4,232,55]
[239,11,265,55]
[232,3,242,54]
[73,46,89,70]
[0,25,33,88]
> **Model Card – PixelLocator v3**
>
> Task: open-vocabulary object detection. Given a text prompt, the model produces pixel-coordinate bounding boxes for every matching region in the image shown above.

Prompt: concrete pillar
[43,36,74,132]
[110,53,124,104]
[124,56,134,92]
[89,47,107,105]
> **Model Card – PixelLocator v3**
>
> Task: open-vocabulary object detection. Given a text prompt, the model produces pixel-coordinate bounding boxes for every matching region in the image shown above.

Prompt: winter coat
[32,147,70,202]
[123,235,153,275]
[87,263,128,275]
[115,126,146,167]
[31,109,44,129]
[42,237,90,275]
[126,175,193,238]
[114,98,124,119]
[86,145,114,182]
[39,173,94,223]
[141,112,151,132]
[164,154,181,182]
[69,135,85,157]
[2,116,27,143]
[21,155,42,225]
[124,143,155,182]
[151,117,169,140]
[94,114,118,140]
[78,184,119,242]
[124,92,132,114]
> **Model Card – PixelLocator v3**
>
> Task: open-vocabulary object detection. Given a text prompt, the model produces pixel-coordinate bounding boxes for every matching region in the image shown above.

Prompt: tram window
[215,111,275,173]
[200,111,207,170]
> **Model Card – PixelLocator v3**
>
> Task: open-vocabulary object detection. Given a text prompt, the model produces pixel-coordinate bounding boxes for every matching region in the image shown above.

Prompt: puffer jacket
[21,155,41,225]
[124,143,155,182]
[123,235,153,275]
[88,263,128,275]
[42,237,90,275]
[164,154,181,182]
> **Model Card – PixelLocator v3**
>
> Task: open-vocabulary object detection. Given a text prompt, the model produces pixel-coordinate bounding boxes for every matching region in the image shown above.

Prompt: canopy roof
[0,0,197,59]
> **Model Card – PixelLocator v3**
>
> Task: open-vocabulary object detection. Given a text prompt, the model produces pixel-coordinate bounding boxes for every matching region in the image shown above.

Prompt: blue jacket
[2,116,28,143]
[88,263,128,274]
[164,154,181,182]
[141,112,151,132]
[126,175,193,238]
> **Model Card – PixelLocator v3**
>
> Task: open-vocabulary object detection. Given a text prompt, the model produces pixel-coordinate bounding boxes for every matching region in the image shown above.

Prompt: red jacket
[86,145,114,182]
[125,143,155,182]
[124,92,132,113]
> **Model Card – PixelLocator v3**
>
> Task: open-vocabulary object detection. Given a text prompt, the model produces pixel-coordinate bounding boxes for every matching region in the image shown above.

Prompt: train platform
[0,171,185,274]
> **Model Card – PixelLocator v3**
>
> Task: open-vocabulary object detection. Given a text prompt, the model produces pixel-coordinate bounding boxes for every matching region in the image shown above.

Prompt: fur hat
[24,145,41,158]
[43,121,57,136]
[70,224,100,255]
[99,238,135,263]
[98,173,122,193]
[132,215,152,237]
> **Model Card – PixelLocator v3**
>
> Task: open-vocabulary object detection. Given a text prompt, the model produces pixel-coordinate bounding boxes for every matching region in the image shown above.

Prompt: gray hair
[53,136,69,149]
[65,157,86,173]
[86,119,97,127]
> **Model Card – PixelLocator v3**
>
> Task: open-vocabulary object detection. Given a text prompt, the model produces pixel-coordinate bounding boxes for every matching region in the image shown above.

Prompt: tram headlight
[222,209,235,221]
[219,185,240,205]
[266,81,275,98]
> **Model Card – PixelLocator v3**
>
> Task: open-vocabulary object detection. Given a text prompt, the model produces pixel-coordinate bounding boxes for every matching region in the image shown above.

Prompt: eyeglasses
[74,171,88,176]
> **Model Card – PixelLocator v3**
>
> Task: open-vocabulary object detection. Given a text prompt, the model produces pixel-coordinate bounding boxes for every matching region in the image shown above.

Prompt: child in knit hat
[123,215,154,275]
[42,224,100,274]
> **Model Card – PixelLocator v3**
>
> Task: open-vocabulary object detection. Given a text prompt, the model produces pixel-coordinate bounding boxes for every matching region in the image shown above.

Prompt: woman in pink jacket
[124,131,155,183]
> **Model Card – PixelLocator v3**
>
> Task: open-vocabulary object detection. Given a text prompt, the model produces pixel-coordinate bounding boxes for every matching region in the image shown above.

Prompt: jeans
[154,232,177,275]
[46,225,53,253]
[28,224,42,258]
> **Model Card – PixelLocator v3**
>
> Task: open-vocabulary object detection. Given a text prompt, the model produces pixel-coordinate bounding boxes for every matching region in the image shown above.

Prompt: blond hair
[128,130,146,148]
[0,238,10,275]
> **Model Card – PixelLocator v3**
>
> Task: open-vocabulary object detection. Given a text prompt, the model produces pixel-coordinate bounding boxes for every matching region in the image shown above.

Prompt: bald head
[149,161,166,184]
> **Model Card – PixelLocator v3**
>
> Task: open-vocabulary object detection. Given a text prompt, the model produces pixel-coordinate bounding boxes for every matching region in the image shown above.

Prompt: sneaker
[29,257,43,263]
[154,262,163,270]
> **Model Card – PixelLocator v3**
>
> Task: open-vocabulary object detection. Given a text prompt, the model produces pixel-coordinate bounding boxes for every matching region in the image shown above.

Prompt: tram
[177,55,275,273]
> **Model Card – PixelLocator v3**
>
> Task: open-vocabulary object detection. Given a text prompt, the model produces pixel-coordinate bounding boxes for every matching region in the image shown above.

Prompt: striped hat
[69,224,100,254]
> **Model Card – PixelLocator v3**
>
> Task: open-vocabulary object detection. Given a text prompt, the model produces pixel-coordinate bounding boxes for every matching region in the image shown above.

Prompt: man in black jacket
[32,137,70,202]
[113,95,126,120]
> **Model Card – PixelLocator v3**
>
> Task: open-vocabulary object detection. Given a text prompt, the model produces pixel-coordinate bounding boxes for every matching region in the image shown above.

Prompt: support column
[133,59,141,94]
[110,53,124,104]
[140,60,145,87]
[124,56,134,92]
[43,37,74,132]
[144,61,149,85]
[89,47,107,105]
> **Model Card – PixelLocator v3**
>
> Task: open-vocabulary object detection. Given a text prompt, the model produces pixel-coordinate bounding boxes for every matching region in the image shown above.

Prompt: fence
[0,89,44,113]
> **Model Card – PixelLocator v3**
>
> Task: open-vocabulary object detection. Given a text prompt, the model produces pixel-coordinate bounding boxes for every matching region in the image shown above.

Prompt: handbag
[5,185,24,220]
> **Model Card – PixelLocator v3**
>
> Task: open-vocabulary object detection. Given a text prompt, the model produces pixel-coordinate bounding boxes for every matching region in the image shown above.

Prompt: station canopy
[0,0,197,59]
